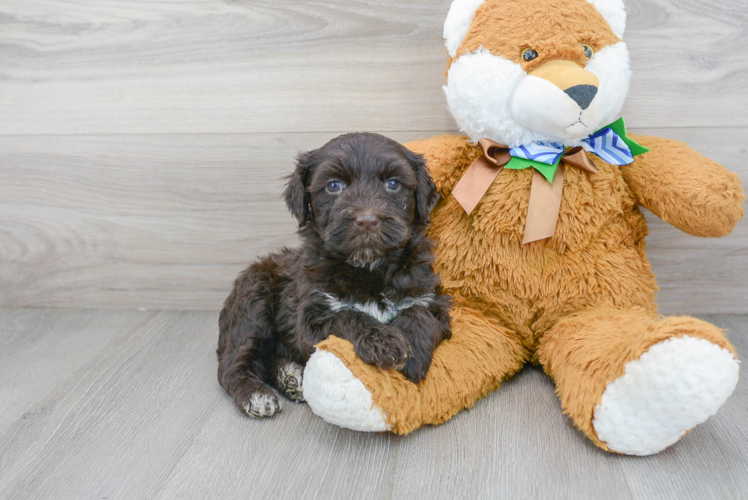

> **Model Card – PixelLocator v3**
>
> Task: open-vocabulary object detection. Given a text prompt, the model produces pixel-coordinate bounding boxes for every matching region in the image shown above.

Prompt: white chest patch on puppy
[319,292,435,324]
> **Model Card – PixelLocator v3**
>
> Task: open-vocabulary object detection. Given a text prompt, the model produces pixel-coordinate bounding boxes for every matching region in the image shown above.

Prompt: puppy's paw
[242,390,282,418]
[276,361,305,403]
[355,325,412,370]
[400,356,431,385]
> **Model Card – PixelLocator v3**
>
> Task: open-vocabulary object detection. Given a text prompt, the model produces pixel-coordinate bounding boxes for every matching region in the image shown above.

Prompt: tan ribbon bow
[452,139,598,245]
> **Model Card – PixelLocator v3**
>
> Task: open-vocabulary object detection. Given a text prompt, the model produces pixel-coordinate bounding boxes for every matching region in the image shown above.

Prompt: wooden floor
[0,308,746,499]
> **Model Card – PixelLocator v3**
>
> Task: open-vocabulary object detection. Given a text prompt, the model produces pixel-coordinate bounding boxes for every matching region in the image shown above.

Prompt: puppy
[217,133,451,418]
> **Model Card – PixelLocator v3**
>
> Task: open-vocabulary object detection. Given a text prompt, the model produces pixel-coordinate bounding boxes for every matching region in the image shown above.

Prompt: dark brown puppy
[217,133,451,418]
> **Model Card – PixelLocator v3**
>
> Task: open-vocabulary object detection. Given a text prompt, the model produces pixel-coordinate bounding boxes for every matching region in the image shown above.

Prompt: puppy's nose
[355,212,380,231]
[564,84,598,110]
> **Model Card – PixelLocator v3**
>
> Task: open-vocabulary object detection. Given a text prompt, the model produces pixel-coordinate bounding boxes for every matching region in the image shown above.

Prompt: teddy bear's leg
[537,306,740,455]
[303,302,530,434]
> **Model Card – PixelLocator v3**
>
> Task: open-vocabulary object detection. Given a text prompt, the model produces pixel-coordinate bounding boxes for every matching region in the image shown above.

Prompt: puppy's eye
[386,179,401,191]
[582,44,594,61]
[522,48,538,62]
[326,180,343,193]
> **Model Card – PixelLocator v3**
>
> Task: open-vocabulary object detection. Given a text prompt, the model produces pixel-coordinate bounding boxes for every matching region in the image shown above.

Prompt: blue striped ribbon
[509,142,565,166]
[509,127,634,167]
[581,127,634,165]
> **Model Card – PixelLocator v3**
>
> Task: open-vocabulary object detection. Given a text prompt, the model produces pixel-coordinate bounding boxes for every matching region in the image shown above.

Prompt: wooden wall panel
[0,128,745,313]
[0,0,746,312]
[0,0,747,135]
[0,131,435,309]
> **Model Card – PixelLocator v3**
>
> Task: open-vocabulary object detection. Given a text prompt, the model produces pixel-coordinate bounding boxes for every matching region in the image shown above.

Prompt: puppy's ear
[405,148,438,224]
[283,150,316,227]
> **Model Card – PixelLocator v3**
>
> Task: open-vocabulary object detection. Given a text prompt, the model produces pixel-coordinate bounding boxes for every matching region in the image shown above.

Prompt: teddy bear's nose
[564,84,598,110]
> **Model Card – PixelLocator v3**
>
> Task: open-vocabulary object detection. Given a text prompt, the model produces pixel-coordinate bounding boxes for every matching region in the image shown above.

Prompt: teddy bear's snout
[529,59,599,110]
[564,84,598,110]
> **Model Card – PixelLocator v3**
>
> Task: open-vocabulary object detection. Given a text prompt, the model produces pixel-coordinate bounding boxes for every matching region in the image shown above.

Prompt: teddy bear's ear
[443,0,485,58]
[587,0,626,39]
[444,0,627,59]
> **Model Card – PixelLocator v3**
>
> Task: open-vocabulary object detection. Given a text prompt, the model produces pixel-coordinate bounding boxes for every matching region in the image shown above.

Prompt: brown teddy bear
[301,0,745,455]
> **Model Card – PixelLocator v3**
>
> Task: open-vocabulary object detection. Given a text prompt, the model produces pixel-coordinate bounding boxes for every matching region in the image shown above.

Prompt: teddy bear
[301,0,745,455]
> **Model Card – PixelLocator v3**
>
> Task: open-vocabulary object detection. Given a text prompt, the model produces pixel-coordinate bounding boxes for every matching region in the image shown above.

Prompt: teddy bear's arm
[620,134,745,237]
[405,135,477,196]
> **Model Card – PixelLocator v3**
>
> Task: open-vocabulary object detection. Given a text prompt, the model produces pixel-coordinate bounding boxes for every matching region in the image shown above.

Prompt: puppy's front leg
[329,311,412,370]
[390,303,451,384]
[348,320,412,371]
[298,306,411,370]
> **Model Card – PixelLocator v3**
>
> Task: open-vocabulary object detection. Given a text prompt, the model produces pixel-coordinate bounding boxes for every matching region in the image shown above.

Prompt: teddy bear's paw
[592,336,739,456]
[302,349,391,432]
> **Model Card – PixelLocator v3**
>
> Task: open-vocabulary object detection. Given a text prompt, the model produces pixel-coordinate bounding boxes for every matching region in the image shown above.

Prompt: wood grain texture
[0,130,446,310]
[1,0,747,312]
[0,309,222,500]
[0,308,746,499]
[1,128,745,312]
[1,0,747,135]
[1,0,746,495]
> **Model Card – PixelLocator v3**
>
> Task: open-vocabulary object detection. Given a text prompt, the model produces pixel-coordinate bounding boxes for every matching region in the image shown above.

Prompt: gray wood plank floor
[1,309,746,499]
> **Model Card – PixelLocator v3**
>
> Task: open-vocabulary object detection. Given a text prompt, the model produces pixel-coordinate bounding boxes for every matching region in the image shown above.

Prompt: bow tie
[452,118,649,244]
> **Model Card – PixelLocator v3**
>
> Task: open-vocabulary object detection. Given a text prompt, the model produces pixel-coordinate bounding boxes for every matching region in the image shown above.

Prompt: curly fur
[216,133,451,417]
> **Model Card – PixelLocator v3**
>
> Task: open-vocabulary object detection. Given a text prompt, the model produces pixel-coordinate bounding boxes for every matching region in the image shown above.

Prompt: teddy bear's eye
[583,44,595,61]
[522,48,538,62]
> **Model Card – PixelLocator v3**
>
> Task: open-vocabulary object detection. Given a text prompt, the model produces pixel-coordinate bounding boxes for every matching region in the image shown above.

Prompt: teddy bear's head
[443,0,630,148]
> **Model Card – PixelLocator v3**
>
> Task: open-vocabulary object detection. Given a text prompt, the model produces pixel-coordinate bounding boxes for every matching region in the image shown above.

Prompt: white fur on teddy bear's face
[584,42,632,133]
[443,0,626,58]
[443,0,630,146]
[511,72,607,143]
[444,42,631,147]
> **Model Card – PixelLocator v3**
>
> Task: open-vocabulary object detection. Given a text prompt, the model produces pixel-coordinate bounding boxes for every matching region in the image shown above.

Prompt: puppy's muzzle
[529,60,599,110]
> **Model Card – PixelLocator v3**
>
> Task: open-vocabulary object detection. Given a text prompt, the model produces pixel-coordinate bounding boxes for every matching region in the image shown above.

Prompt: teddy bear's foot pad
[593,336,739,455]
[303,350,391,432]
